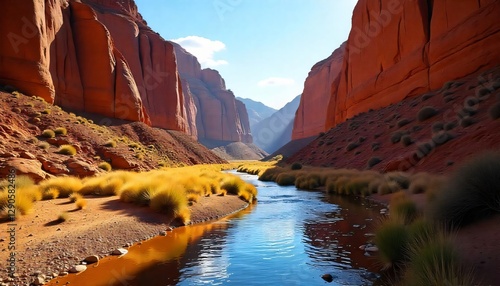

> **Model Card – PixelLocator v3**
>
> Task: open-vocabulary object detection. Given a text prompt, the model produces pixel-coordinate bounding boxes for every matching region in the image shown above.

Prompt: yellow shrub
[39,176,83,197]
[75,198,87,210]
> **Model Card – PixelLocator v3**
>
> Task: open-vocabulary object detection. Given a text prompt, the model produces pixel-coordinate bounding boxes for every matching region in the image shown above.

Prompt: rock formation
[174,43,253,143]
[292,43,345,140]
[293,0,500,139]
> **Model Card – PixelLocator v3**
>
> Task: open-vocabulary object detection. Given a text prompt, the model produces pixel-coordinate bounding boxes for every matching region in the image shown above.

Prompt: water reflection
[48,172,382,286]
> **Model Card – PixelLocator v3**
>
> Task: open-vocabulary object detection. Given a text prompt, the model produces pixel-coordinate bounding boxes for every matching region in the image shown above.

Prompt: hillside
[252,95,301,153]
[236,97,277,128]
[0,89,226,181]
[287,66,500,174]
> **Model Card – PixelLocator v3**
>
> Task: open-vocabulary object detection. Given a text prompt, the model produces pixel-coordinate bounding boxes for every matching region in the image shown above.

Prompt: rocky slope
[0,90,226,181]
[287,66,500,174]
[0,0,253,147]
[253,95,301,153]
[292,0,500,140]
[173,44,253,144]
[237,97,277,129]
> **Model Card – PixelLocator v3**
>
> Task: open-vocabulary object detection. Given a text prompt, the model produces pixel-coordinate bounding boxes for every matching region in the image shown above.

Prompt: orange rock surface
[292,43,345,140]
[174,44,253,143]
[293,0,500,139]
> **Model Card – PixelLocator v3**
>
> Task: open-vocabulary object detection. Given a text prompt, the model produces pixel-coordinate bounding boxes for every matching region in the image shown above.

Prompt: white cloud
[257,77,295,87]
[171,36,228,68]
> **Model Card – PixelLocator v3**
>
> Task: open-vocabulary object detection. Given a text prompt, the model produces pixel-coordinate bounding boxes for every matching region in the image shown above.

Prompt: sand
[0,195,248,285]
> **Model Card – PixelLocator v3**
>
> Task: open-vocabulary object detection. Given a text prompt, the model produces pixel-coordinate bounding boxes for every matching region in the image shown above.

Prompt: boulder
[0,158,52,183]
[68,265,87,273]
[65,158,99,177]
[111,248,128,255]
[84,255,99,264]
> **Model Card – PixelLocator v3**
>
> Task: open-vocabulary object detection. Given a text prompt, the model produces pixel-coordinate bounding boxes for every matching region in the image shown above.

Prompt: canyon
[292,0,500,140]
[0,0,253,149]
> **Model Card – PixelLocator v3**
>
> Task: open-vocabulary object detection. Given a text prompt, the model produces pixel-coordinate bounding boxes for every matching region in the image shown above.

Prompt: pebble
[111,248,128,256]
[321,274,334,283]
[159,231,167,236]
[33,276,45,285]
[68,265,86,273]
[84,255,99,264]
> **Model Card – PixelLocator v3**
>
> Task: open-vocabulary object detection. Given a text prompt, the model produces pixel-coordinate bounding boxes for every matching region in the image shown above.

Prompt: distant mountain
[252,95,301,154]
[236,97,277,128]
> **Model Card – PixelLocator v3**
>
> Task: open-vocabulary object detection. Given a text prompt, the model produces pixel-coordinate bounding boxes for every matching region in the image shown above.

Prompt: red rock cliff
[292,43,346,140]
[293,0,500,139]
[174,43,253,143]
[0,0,198,134]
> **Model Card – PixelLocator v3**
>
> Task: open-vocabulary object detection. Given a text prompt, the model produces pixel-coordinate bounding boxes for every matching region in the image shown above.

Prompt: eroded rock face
[293,0,500,139]
[174,44,253,143]
[0,0,207,134]
[292,43,346,140]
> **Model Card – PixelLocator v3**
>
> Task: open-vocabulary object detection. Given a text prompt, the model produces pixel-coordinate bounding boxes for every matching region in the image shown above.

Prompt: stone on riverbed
[112,248,128,255]
[69,265,87,273]
[365,246,379,252]
[84,255,99,264]
[321,273,334,283]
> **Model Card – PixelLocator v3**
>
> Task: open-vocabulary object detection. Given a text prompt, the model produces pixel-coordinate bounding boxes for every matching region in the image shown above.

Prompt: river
[48,171,382,286]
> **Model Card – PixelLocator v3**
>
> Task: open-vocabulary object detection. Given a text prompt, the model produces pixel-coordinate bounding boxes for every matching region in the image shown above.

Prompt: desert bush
[371,142,381,151]
[98,162,112,172]
[401,135,413,146]
[488,102,500,119]
[431,122,444,133]
[432,131,454,146]
[421,93,435,101]
[150,186,187,215]
[259,167,286,181]
[54,127,67,136]
[431,151,500,227]
[346,142,360,151]
[390,192,418,224]
[385,172,411,189]
[404,232,475,286]
[476,87,491,99]
[39,176,83,198]
[390,131,405,144]
[276,173,297,186]
[444,121,458,131]
[42,188,60,200]
[57,212,69,222]
[128,142,139,149]
[397,118,411,128]
[417,106,438,121]
[42,129,55,138]
[375,218,410,268]
[441,81,454,90]
[75,198,87,210]
[27,137,38,144]
[377,181,400,195]
[367,157,382,168]
[290,162,302,170]
[69,193,83,203]
[56,145,77,156]
[460,116,475,128]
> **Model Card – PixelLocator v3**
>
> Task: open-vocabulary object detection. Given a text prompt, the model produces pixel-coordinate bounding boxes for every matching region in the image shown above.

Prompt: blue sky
[134,0,357,109]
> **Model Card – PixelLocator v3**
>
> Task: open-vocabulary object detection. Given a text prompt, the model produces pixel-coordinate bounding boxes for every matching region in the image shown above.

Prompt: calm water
[49,171,382,286]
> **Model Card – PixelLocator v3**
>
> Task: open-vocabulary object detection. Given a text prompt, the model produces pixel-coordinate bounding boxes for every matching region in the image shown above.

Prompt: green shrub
[367,157,382,168]
[488,102,500,120]
[54,127,67,136]
[42,129,55,138]
[417,106,438,122]
[41,109,51,115]
[291,162,302,170]
[405,233,475,286]
[385,172,411,189]
[377,181,400,195]
[375,219,410,267]
[431,151,500,227]
[56,145,77,156]
[57,212,68,222]
[390,193,418,225]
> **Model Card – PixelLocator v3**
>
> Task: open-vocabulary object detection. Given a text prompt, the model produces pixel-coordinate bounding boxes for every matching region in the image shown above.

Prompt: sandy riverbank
[0,194,248,285]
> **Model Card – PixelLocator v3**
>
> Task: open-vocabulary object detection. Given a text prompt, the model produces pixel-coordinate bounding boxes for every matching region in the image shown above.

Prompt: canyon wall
[174,43,252,143]
[292,43,345,140]
[0,0,252,143]
[293,0,500,139]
